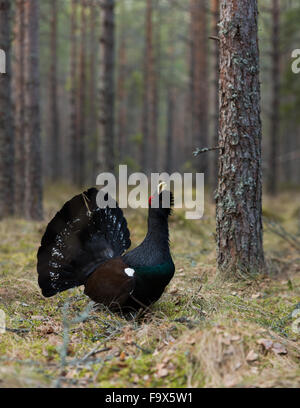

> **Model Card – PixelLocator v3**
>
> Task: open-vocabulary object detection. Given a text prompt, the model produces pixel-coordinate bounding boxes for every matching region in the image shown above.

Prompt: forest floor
[0,184,300,388]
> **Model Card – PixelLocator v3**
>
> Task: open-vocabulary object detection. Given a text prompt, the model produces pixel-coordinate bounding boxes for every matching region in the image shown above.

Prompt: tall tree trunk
[0,0,14,218]
[268,0,280,195]
[13,0,25,216]
[88,1,98,183]
[117,0,127,163]
[98,0,115,173]
[70,0,78,185]
[216,0,264,276]
[24,0,43,220]
[190,0,208,176]
[76,0,87,186]
[166,90,174,174]
[49,0,60,181]
[211,0,220,188]
[165,17,175,174]
[142,0,156,174]
[152,1,160,171]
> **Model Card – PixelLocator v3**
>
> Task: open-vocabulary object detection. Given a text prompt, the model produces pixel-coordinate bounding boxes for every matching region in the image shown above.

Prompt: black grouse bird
[37,183,175,312]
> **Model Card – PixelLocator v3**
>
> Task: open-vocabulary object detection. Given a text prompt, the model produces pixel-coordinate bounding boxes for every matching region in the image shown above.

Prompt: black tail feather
[37,188,131,297]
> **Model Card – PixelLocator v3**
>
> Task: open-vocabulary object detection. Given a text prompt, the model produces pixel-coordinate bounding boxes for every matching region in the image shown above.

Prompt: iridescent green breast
[132,260,175,305]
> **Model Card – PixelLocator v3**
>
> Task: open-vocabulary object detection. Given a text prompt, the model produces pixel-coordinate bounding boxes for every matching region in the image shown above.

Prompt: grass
[0,184,299,388]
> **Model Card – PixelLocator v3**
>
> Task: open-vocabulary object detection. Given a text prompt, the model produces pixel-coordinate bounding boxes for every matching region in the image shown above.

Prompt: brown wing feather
[84,258,134,309]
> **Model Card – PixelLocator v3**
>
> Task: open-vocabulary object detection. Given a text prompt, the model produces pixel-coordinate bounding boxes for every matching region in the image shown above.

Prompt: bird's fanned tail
[37,188,131,297]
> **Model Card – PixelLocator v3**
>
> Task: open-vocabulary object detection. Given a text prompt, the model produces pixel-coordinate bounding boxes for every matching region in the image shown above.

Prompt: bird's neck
[145,215,169,247]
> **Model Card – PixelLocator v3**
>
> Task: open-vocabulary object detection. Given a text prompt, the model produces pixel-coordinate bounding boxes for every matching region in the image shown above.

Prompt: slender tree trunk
[88,1,98,183]
[165,17,175,174]
[0,0,14,218]
[142,0,156,174]
[211,0,220,188]
[98,0,115,173]
[190,0,209,176]
[117,1,127,163]
[152,1,160,171]
[70,0,78,184]
[76,0,87,186]
[216,0,264,276]
[49,0,60,181]
[23,0,43,220]
[166,90,174,174]
[268,0,280,195]
[13,0,25,216]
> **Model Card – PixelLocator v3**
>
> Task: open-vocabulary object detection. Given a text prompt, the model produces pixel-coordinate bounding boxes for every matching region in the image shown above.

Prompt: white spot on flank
[124,268,135,277]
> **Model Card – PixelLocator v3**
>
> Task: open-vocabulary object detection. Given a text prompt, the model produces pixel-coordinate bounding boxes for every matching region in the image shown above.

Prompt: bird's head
[148,182,174,218]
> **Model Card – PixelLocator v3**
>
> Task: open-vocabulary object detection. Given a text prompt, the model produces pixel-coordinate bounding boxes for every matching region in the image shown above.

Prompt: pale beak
[157,182,167,194]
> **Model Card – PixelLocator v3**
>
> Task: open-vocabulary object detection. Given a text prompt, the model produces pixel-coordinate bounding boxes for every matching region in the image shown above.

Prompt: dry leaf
[31,315,44,321]
[224,345,235,356]
[119,351,126,361]
[272,342,287,355]
[257,338,273,352]
[246,350,258,362]
[156,368,169,378]
[231,335,241,342]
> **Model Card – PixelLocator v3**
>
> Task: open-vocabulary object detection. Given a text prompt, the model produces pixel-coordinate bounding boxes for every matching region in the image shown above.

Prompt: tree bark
[268,0,280,195]
[211,0,220,188]
[88,0,98,183]
[117,0,127,163]
[142,0,156,174]
[76,0,87,186]
[190,0,208,175]
[49,0,60,181]
[23,0,43,220]
[12,0,25,216]
[166,90,175,174]
[0,0,14,218]
[216,0,264,276]
[98,0,115,173]
[70,0,78,185]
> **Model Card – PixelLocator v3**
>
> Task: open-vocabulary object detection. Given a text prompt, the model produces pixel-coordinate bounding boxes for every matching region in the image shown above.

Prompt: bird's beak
[157,182,167,194]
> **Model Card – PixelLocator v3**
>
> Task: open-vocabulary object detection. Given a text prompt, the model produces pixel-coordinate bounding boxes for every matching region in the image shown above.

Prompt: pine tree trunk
[268,0,280,195]
[0,0,14,218]
[98,0,115,173]
[49,0,60,181]
[216,0,264,276]
[76,0,87,186]
[190,0,208,175]
[88,1,98,183]
[13,0,25,216]
[211,0,220,188]
[142,0,156,174]
[70,0,78,185]
[23,0,43,220]
[117,1,127,163]
[166,90,174,174]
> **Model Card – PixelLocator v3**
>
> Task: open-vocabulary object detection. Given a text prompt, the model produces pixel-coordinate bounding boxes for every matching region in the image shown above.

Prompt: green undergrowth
[0,184,299,388]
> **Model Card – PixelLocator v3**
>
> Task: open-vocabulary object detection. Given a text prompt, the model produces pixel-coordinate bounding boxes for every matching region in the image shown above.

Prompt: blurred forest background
[0,0,300,221]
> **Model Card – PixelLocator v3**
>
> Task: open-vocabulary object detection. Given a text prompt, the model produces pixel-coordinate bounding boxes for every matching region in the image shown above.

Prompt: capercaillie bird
[37,183,175,312]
